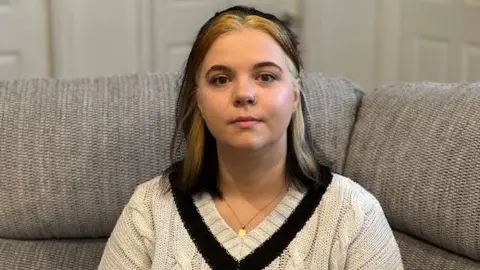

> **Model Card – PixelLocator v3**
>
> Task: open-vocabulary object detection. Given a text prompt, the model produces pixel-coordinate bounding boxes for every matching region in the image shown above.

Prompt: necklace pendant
[238,228,247,237]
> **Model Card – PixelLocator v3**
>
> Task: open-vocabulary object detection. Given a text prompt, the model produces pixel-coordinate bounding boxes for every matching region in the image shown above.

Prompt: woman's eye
[257,74,276,83]
[211,76,230,85]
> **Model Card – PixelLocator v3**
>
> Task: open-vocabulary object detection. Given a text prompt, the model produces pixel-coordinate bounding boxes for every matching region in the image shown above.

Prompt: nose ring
[248,93,257,105]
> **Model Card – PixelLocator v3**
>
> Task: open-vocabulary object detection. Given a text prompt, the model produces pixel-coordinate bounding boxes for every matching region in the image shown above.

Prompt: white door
[152,0,230,73]
[399,0,480,83]
[0,0,50,80]
[152,0,300,73]
[301,0,378,91]
[49,0,152,78]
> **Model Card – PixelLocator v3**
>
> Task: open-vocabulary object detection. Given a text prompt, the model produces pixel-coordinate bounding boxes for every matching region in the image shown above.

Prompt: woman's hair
[167,5,329,197]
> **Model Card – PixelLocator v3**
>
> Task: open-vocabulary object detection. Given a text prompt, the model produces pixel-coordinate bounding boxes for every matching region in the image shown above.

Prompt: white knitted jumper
[99,173,403,269]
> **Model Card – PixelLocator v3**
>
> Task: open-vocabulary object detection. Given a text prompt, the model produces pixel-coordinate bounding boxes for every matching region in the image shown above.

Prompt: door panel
[0,0,49,80]
[400,0,480,82]
[0,54,19,79]
[463,45,480,81]
[50,0,150,78]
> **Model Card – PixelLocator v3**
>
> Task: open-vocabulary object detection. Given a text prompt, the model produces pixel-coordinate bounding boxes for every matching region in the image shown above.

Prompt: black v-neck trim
[169,170,333,270]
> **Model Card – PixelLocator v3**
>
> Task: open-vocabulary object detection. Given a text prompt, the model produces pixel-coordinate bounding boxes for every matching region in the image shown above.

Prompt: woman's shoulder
[128,174,174,207]
[136,174,172,192]
[326,173,383,214]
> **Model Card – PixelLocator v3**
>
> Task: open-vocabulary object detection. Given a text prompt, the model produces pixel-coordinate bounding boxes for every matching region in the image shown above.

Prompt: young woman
[99,6,403,270]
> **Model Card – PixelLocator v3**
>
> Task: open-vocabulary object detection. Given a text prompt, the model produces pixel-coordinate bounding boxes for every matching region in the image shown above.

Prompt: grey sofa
[0,73,479,269]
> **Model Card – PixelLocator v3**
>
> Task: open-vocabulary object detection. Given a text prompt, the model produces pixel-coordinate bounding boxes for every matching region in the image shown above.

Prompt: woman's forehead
[202,28,288,69]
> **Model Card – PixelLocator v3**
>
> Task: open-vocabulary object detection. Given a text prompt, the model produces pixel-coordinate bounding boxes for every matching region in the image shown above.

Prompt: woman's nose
[233,80,256,106]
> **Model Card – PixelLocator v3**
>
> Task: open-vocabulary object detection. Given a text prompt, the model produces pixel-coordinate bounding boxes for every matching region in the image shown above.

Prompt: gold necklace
[223,185,286,237]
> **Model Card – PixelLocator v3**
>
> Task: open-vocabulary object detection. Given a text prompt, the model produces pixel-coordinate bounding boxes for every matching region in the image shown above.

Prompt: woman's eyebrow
[205,65,232,78]
[252,61,283,72]
[205,61,283,78]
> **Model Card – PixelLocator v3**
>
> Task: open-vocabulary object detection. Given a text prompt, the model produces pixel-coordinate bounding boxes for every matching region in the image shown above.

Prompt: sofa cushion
[301,74,363,172]
[0,73,362,239]
[344,82,480,261]
[0,238,106,269]
[394,231,480,270]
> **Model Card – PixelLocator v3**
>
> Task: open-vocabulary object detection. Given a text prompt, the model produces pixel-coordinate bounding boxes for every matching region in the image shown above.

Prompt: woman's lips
[233,120,260,128]
[231,116,261,128]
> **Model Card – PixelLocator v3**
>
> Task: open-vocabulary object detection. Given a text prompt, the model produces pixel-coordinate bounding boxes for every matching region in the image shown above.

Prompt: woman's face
[197,28,299,151]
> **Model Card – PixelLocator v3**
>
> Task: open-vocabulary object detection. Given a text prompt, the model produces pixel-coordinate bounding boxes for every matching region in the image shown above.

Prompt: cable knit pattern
[99,174,403,269]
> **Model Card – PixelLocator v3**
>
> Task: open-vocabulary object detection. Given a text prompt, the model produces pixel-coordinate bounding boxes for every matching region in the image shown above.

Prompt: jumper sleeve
[345,199,404,270]
[98,185,155,270]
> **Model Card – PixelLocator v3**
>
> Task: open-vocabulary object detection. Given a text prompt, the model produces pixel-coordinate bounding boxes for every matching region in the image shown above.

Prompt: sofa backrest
[344,82,480,262]
[0,73,362,239]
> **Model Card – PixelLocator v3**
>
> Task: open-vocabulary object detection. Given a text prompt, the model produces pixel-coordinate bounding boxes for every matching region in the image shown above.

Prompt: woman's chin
[222,138,266,151]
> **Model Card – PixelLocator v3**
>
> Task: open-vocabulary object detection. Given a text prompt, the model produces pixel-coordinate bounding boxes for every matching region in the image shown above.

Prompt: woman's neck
[216,140,287,203]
